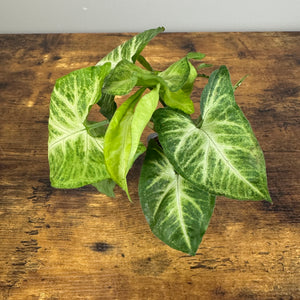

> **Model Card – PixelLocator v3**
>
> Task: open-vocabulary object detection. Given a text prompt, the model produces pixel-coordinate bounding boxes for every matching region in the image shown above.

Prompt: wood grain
[0,32,299,299]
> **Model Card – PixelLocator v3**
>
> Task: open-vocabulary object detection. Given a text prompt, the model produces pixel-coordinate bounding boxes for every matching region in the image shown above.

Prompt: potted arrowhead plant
[48,27,271,255]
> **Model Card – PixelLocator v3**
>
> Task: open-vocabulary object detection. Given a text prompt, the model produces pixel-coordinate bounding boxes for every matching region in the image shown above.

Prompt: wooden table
[0,32,299,299]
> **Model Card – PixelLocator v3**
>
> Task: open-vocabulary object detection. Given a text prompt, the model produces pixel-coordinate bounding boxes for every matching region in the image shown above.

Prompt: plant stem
[194,115,203,128]
[233,74,249,91]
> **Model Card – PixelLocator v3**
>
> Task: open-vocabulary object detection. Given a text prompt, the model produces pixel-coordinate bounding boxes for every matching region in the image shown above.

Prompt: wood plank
[0,32,299,299]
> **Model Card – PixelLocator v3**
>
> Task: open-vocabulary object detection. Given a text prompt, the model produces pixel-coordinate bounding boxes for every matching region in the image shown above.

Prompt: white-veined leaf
[96,27,165,68]
[139,139,215,255]
[48,64,111,188]
[153,66,271,201]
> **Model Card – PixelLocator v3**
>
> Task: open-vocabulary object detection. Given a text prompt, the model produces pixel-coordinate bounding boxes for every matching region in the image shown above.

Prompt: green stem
[194,115,203,128]
[86,119,109,129]
[233,74,249,91]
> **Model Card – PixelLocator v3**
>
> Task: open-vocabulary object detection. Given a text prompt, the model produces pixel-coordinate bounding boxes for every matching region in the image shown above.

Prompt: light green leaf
[48,63,111,188]
[96,27,165,68]
[197,63,213,70]
[139,139,215,255]
[159,57,190,92]
[153,66,271,201]
[130,85,160,163]
[102,59,164,96]
[92,178,116,198]
[161,88,195,114]
[104,86,159,198]
[159,61,197,114]
[186,52,206,60]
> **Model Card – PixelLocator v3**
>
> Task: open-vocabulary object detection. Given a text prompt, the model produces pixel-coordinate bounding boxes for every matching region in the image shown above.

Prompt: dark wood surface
[0,32,299,299]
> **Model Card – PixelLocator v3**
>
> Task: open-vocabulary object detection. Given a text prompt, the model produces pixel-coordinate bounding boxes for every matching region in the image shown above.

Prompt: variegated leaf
[153,66,271,201]
[139,139,216,255]
[48,64,111,188]
[96,27,165,68]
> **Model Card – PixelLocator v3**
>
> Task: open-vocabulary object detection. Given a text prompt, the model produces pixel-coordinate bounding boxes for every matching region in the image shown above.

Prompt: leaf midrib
[48,126,86,151]
[200,126,265,198]
[175,174,192,251]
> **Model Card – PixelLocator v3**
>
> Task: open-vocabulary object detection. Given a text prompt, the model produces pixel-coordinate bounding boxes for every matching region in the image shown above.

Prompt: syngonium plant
[48,27,271,255]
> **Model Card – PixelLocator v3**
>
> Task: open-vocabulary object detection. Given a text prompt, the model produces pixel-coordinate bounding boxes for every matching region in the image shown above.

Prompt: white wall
[0,0,299,33]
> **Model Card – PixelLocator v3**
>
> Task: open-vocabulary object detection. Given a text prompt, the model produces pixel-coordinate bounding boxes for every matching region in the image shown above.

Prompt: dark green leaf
[139,139,216,255]
[97,93,117,120]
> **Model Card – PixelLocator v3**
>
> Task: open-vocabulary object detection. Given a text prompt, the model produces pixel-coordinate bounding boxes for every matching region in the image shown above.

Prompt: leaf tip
[125,189,133,203]
[265,195,273,204]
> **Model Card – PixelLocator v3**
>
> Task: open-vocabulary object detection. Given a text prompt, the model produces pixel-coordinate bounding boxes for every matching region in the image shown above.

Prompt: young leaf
[197,63,213,78]
[159,57,190,92]
[153,66,271,202]
[104,88,145,196]
[197,63,213,70]
[159,61,197,114]
[186,52,206,60]
[104,86,160,198]
[96,27,165,68]
[48,64,111,188]
[102,59,164,96]
[139,139,216,255]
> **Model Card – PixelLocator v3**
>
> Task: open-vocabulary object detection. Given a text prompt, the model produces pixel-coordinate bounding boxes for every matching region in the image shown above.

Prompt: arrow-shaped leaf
[159,57,190,92]
[159,60,198,114]
[104,86,160,198]
[96,27,165,68]
[48,64,111,188]
[153,66,271,201]
[139,139,216,255]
